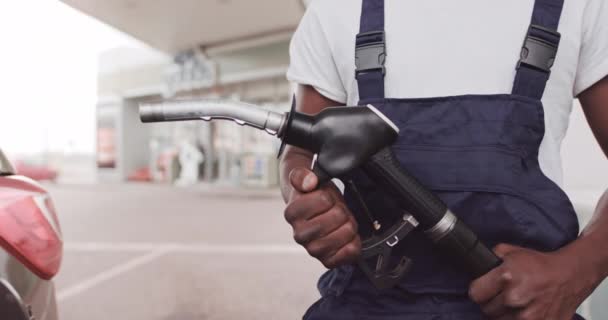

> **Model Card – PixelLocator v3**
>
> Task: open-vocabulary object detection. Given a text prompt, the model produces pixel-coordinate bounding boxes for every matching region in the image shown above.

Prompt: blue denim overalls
[304,0,584,319]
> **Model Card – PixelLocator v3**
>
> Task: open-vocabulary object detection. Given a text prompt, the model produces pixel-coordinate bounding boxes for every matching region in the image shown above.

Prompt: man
[280,0,608,319]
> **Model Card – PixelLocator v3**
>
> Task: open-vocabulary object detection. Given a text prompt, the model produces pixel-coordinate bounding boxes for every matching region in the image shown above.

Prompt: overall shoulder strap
[356,0,386,101]
[512,0,565,100]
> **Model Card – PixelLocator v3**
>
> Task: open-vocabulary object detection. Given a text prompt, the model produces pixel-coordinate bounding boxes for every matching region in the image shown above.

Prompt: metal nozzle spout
[139,104,167,123]
[139,99,287,136]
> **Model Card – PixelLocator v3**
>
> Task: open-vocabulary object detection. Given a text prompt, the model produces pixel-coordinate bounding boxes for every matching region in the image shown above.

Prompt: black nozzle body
[282,106,398,180]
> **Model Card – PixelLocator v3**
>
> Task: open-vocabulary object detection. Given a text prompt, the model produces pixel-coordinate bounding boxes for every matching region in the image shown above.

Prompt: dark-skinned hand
[469,244,595,320]
[284,167,361,269]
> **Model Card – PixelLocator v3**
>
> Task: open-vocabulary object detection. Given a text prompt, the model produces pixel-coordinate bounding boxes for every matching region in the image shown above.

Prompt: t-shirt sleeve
[573,0,608,96]
[286,2,347,103]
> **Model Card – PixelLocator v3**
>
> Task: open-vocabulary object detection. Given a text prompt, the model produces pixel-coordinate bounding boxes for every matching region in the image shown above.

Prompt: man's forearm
[560,189,608,288]
[569,77,608,288]
[578,190,608,278]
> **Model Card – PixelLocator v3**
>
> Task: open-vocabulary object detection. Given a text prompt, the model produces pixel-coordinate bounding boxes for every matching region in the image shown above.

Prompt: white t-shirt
[287,0,608,186]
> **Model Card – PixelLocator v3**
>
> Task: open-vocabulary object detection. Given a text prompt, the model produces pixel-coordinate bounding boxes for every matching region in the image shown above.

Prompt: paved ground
[48,183,325,320]
[46,183,608,319]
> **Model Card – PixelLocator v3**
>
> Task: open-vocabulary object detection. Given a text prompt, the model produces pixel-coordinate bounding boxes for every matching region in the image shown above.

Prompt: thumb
[289,167,318,193]
[493,243,521,258]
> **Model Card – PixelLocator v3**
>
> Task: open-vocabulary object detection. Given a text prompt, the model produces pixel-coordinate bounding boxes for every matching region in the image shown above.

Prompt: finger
[284,191,335,224]
[502,286,535,308]
[320,237,362,269]
[549,295,572,320]
[494,243,521,258]
[469,266,512,304]
[305,220,358,259]
[515,303,547,320]
[480,292,514,318]
[346,210,359,231]
[555,305,578,320]
[289,167,318,193]
[294,205,351,244]
[495,313,518,320]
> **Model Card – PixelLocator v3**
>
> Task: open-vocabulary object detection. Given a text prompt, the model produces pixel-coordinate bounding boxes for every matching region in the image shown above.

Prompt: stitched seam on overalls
[361,94,541,105]
[425,184,573,236]
[392,145,527,158]
[390,120,542,131]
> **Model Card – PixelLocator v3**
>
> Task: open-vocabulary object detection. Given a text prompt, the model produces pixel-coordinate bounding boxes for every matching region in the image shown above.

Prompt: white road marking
[57,243,306,302]
[64,242,304,254]
[57,248,170,302]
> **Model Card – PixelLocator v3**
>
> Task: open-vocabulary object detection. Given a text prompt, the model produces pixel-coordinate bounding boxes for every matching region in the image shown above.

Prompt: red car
[13,160,58,182]
[0,148,61,319]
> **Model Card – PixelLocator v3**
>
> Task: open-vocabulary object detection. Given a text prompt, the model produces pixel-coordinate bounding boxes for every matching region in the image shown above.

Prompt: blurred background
[0,0,605,319]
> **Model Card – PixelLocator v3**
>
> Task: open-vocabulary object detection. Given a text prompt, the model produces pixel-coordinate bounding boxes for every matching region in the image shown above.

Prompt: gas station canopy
[60,0,307,54]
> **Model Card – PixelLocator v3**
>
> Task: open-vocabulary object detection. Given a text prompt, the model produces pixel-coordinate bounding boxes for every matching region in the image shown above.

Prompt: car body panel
[0,147,59,320]
[13,161,58,182]
[0,175,63,280]
[0,252,58,320]
[0,278,29,320]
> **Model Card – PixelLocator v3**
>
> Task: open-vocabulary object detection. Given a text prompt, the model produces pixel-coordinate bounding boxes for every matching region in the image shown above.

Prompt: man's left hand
[469,244,594,320]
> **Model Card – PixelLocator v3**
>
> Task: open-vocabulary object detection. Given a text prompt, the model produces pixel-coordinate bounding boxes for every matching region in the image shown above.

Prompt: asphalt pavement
[47,183,608,319]
[48,183,325,320]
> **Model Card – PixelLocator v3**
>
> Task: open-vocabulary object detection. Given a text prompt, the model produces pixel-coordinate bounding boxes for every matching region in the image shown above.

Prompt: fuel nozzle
[139,98,399,183]
[138,98,424,290]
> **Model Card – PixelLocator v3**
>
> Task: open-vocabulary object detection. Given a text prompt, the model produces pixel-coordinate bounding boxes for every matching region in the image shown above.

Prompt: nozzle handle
[362,147,502,278]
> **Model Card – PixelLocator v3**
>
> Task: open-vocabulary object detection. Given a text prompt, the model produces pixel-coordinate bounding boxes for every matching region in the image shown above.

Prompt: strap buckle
[355,31,386,77]
[517,24,560,73]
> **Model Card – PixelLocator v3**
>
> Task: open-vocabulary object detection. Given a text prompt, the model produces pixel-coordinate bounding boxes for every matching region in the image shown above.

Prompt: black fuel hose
[362,147,502,278]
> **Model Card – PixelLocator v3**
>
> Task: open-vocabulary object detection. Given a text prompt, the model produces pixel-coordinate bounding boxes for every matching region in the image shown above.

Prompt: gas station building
[60,0,310,186]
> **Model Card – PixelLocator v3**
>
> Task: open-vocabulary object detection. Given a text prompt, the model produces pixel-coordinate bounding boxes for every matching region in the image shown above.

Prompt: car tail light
[0,177,62,280]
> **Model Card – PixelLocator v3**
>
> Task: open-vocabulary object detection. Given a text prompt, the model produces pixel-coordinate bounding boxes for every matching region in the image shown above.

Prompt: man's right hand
[284,167,362,269]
